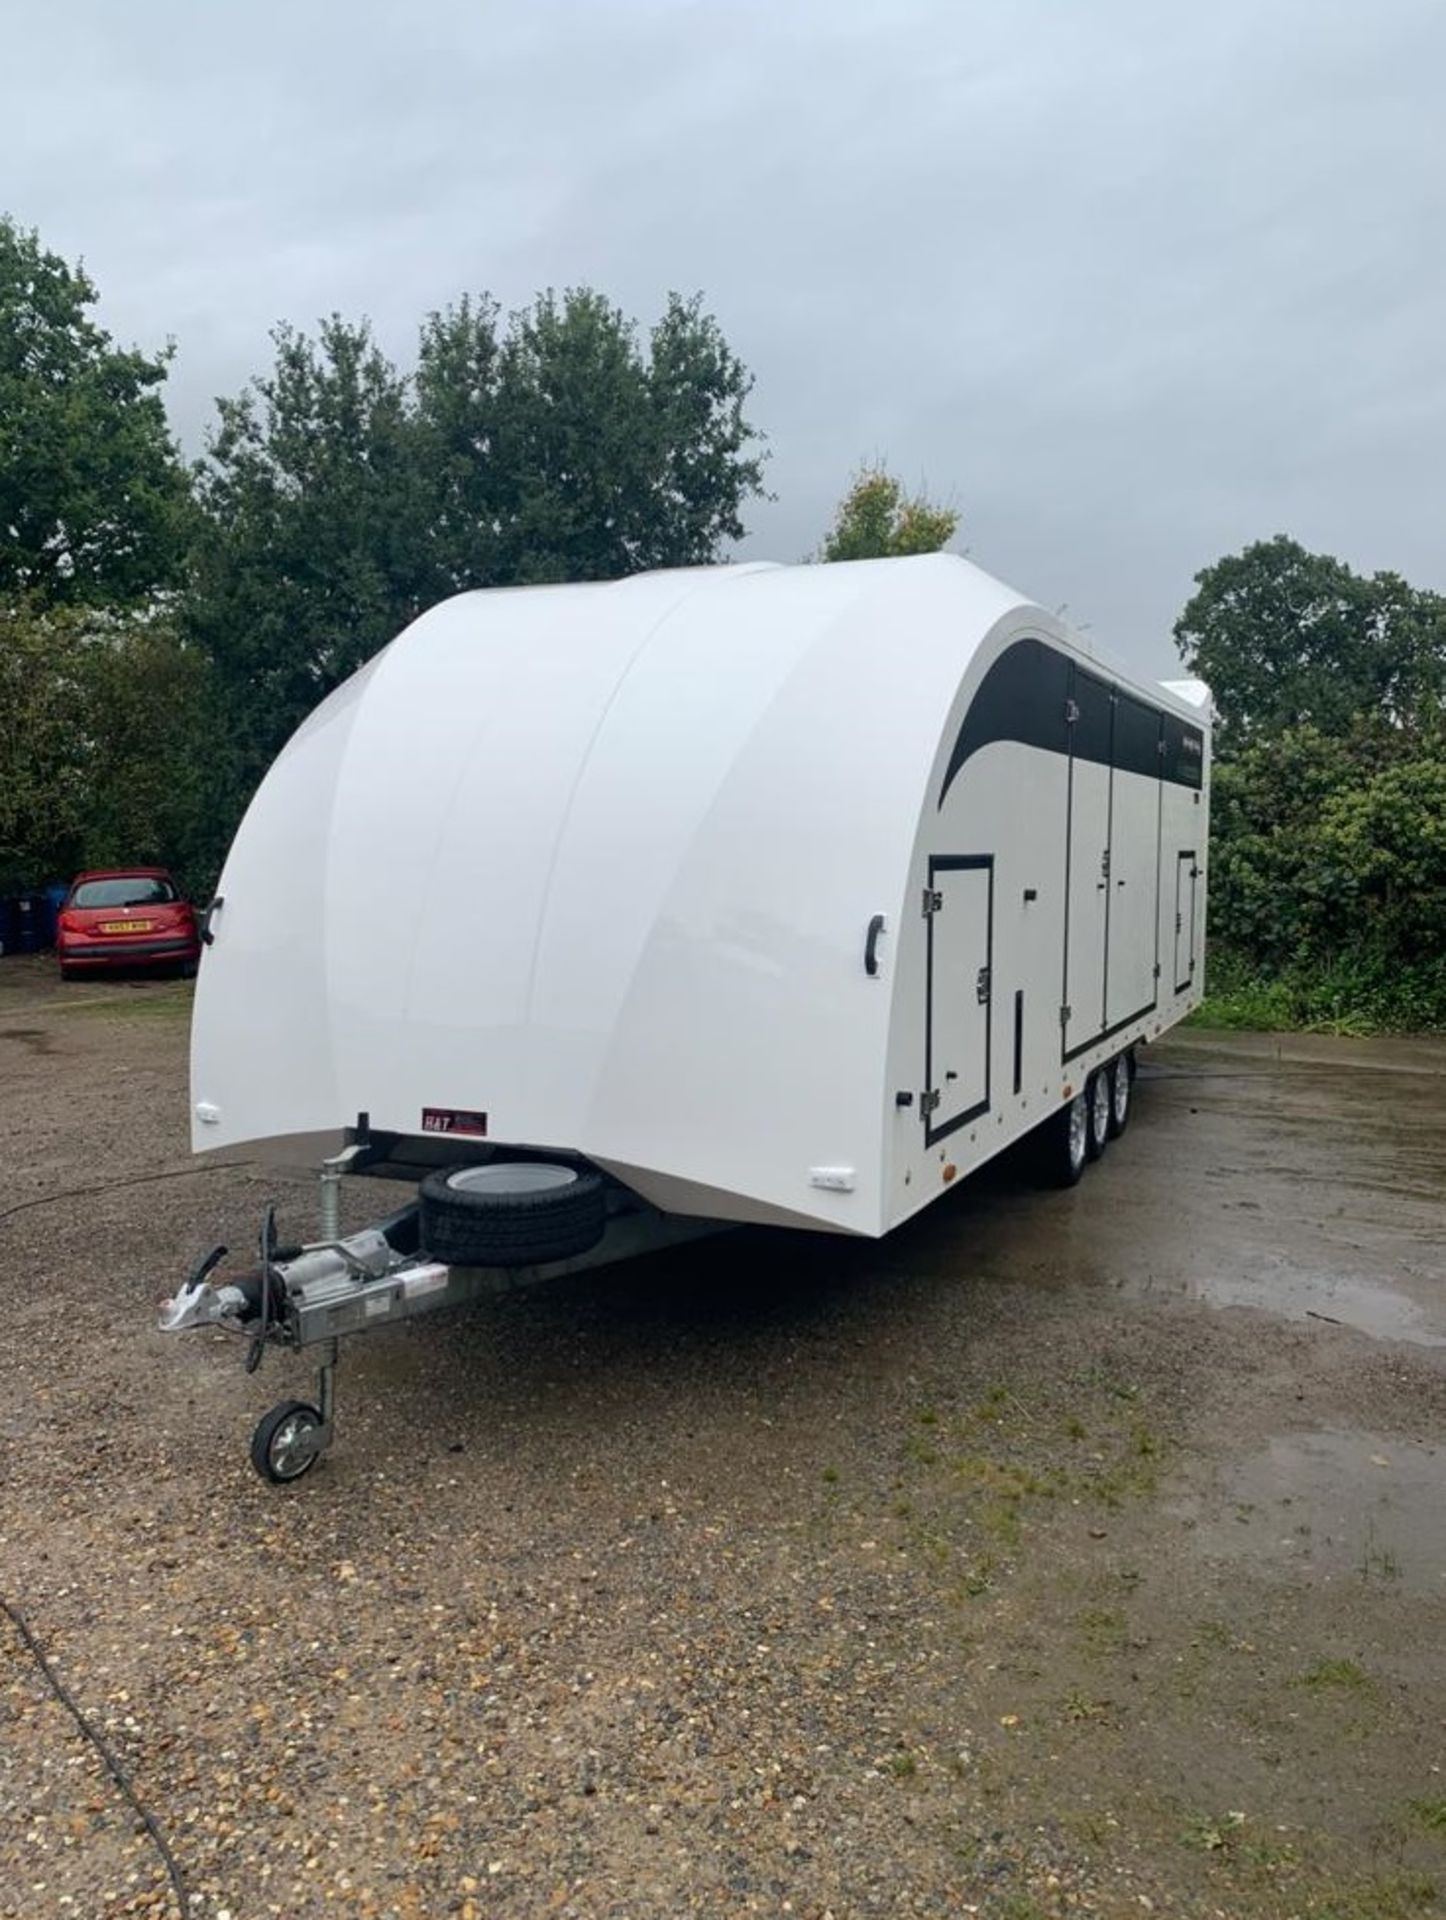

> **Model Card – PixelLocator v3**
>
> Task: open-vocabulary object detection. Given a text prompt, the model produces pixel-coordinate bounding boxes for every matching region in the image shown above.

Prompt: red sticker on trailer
[421,1107,488,1137]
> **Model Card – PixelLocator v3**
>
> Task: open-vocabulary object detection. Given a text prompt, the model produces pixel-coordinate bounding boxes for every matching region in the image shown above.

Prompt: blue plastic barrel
[38,883,68,949]
[14,894,40,953]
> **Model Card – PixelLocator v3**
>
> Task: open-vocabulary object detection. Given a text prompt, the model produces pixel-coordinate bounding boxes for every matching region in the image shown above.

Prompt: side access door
[1062,670,1112,1057]
[1105,693,1163,1030]
[1173,850,1199,993]
[923,855,993,1145]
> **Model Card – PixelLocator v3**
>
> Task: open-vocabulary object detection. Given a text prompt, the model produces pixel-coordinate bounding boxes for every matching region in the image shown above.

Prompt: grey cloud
[3,0,1443,680]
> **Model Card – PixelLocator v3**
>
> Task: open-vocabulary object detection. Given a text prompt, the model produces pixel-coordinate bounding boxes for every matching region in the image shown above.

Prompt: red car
[57,868,202,980]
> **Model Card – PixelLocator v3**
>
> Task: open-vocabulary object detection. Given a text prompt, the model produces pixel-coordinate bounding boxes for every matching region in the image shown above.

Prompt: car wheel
[1107,1051,1133,1138]
[419,1161,608,1267]
[1086,1070,1111,1159]
[1041,1089,1090,1188]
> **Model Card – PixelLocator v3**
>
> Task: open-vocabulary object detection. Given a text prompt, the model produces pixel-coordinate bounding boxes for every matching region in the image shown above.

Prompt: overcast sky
[3,0,1443,680]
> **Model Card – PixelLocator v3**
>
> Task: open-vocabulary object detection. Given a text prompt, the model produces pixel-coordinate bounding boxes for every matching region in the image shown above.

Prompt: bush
[0,601,219,899]
[1203,722,1446,1030]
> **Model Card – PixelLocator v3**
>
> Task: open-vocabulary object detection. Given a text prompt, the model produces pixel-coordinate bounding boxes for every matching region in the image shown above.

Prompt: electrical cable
[0,1160,252,1228]
[0,1594,188,1916]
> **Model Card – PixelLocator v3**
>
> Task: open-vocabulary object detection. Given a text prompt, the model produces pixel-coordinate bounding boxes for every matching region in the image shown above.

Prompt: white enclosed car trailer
[161,554,1211,1480]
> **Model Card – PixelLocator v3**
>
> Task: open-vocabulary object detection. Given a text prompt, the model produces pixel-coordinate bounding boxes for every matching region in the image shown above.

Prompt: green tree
[0,602,213,894]
[1173,535,1446,745]
[416,287,767,587]
[187,316,432,778]
[190,290,767,778]
[1179,535,1446,1029]
[0,603,92,888]
[80,617,216,890]
[0,216,191,607]
[818,463,957,562]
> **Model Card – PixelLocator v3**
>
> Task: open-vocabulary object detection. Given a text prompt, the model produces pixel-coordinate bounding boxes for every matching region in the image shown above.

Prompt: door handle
[864,913,887,976]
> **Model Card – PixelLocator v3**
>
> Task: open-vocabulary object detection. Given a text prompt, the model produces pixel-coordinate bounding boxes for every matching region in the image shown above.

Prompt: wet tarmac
[2,958,1445,1919]
[1184,1426,1446,1597]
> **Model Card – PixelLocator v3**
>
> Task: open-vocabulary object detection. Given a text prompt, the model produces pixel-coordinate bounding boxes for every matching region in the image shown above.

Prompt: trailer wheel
[1086,1071,1111,1160]
[1042,1090,1090,1187]
[1107,1051,1134,1138]
[419,1162,607,1267]
[251,1400,324,1484]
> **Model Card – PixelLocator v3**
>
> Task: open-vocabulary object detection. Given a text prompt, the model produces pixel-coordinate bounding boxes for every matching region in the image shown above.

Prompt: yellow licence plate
[100,919,153,933]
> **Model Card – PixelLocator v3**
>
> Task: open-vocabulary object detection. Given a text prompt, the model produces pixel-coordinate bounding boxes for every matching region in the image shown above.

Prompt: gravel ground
[1,956,1444,1920]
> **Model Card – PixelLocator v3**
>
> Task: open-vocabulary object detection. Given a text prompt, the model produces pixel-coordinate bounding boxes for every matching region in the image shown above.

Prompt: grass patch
[1406,1798,1446,1833]
[1296,1657,1371,1692]
[1309,1873,1438,1919]
[1185,946,1446,1035]
[1181,1808,1247,1854]
[1189,975,1302,1032]
[888,1374,1170,1605]
[1075,1606,1128,1658]
[996,1897,1047,1920]
[1360,1527,1402,1583]
[1061,1686,1111,1723]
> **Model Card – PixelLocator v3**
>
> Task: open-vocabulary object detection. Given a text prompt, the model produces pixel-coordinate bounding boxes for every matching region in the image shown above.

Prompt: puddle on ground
[1189,1255,1446,1348]
[1185,1428,1446,1597]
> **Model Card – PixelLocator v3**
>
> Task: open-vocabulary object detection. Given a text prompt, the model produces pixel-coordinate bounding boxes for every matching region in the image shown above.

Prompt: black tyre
[419,1161,607,1267]
[1041,1089,1089,1188]
[251,1400,324,1484]
[1086,1070,1110,1160]
[1107,1051,1134,1139]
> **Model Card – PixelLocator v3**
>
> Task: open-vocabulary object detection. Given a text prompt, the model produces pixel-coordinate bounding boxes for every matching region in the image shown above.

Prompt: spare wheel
[419,1161,607,1267]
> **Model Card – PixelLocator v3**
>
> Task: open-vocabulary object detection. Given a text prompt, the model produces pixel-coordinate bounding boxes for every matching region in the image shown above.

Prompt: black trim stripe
[1063,1001,1158,1067]
[939,636,1203,804]
[1012,989,1024,1096]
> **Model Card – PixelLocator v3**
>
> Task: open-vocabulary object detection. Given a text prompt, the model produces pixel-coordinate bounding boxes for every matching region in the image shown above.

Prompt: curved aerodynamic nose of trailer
[191,575,707,1154]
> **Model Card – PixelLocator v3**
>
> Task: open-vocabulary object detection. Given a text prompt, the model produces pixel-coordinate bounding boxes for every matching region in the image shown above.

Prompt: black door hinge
[976,965,991,1005]
[922,887,943,916]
